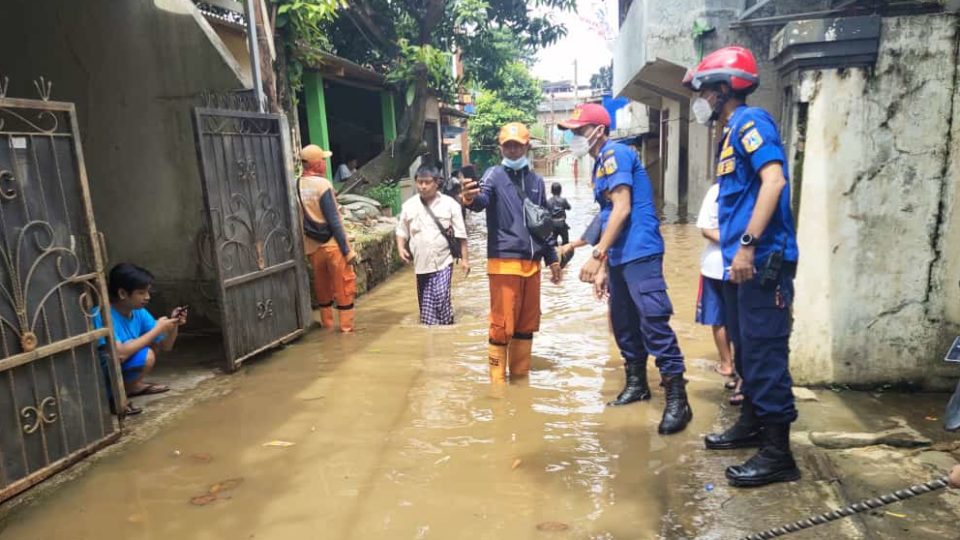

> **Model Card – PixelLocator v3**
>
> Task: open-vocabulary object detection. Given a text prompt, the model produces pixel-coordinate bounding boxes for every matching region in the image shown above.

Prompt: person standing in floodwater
[684,46,801,488]
[460,122,562,384]
[298,145,358,332]
[559,103,692,436]
[396,165,470,325]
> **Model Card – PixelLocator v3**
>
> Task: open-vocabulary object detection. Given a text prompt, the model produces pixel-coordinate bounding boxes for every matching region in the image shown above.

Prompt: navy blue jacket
[467,165,558,265]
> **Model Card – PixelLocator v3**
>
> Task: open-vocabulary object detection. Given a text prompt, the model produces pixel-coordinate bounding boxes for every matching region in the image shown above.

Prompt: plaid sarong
[416,265,454,325]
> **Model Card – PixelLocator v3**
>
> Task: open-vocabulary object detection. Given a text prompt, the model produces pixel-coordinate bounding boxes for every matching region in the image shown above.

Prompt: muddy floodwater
[2,176,915,540]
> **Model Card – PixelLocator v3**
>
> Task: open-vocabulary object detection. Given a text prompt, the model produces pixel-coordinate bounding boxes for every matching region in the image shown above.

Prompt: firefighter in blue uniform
[559,103,692,435]
[683,46,801,487]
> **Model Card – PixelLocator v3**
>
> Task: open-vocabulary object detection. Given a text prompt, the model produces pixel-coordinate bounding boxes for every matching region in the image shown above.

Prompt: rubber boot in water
[606,362,651,406]
[658,375,693,435]
[337,306,355,333]
[705,398,762,450]
[726,421,801,488]
[507,337,532,378]
[319,305,335,329]
[488,343,508,384]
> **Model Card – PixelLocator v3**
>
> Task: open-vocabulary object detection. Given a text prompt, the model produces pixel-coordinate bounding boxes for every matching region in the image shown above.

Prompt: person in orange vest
[298,145,357,332]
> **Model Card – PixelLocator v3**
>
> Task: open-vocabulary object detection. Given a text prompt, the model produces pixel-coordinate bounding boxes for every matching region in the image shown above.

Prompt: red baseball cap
[558,103,611,130]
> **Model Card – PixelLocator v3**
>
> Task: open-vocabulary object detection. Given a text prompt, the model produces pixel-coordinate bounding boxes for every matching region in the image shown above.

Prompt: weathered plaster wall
[0,0,248,324]
[792,14,960,388]
[662,98,682,217]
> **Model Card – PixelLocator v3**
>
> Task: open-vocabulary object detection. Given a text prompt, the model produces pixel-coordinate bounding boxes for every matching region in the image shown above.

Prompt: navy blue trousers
[722,266,798,423]
[607,255,685,376]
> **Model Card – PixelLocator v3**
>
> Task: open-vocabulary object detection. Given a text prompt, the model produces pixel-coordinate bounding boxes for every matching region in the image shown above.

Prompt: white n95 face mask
[692,97,715,125]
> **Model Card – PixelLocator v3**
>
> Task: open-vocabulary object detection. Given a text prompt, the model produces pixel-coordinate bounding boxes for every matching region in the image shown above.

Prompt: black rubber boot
[658,375,692,435]
[606,363,651,407]
[726,421,801,488]
[705,398,762,450]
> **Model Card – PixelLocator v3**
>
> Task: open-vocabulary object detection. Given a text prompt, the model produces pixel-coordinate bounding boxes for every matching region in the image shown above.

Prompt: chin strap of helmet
[709,85,733,122]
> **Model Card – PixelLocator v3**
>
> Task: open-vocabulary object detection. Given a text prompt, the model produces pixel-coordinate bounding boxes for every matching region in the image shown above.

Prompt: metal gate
[0,89,122,501]
[192,107,309,370]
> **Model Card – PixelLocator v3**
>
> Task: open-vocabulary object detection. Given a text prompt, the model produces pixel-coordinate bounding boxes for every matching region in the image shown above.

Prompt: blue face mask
[501,156,529,170]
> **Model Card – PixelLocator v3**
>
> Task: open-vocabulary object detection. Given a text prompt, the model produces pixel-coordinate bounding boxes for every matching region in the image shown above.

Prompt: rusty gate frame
[191,107,310,371]
[0,92,124,502]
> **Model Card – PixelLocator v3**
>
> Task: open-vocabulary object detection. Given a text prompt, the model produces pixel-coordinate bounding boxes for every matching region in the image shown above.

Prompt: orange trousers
[488,273,541,345]
[309,244,357,309]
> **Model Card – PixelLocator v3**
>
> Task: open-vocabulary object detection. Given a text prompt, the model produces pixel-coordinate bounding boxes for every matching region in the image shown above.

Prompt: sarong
[416,265,454,325]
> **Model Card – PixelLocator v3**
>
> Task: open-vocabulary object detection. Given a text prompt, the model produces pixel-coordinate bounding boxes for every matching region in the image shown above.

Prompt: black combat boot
[606,363,651,407]
[658,375,692,435]
[705,398,762,450]
[726,421,801,488]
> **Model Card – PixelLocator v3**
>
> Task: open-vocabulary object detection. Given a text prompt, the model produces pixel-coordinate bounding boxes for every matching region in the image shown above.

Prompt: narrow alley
[0,176,957,540]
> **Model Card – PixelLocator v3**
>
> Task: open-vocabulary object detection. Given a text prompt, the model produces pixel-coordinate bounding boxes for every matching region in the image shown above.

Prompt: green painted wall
[304,71,333,180]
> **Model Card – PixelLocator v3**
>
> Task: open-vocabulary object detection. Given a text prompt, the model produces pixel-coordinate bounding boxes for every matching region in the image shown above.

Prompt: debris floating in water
[536,521,569,531]
[705,483,714,492]
[512,458,522,470]
[262,440,296,448]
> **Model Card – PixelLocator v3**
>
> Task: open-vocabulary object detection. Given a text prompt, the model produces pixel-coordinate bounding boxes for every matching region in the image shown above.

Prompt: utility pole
[244,0,265,112]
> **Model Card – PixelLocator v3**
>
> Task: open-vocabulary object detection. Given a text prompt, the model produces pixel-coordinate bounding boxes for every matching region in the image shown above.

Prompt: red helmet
[682,46,759,94]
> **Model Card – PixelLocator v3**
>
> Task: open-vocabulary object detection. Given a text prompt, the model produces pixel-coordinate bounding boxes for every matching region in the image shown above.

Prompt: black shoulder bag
[421,199,463,260]
[512,172,554,242]
[297,177,333,243]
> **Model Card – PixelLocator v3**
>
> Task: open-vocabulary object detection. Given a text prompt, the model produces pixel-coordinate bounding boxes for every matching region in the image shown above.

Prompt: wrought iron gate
[0,89,122,502]
[192,107,310,370]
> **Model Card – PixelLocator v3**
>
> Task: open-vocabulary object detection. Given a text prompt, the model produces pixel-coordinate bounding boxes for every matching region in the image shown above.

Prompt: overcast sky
[532,0,617,84]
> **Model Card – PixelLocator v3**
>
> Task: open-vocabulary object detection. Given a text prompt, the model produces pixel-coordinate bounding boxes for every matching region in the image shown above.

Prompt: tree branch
[421,0,445,44]
[345,1,397,54]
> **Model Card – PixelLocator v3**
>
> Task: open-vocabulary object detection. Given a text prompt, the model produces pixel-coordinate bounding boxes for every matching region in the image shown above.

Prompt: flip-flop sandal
[128,383,170,397]
[125,402,143,416]
[729,392,744,406]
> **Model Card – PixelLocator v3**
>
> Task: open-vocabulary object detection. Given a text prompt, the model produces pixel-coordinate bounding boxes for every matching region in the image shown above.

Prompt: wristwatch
[591,248,604,260]
[740,233,757,247]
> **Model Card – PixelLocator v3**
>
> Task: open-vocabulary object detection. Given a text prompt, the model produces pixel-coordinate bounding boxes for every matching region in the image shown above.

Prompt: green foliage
[366,183,402,214]
[318,1,574,97]
[590,64,613,91]
[468,90,536,150]
[468,55,542,151]
[273,0,345,95]
[386,40,456,103]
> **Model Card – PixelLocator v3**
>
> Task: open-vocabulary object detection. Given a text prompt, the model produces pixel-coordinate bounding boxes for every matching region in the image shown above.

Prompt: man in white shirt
[334,155,358,183]
[697,182,735,382]
[396,165,470,325]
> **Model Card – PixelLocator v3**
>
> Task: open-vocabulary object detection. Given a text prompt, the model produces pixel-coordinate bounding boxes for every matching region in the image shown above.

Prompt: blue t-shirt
[92,306,163,347]
[716,105,799,278]
[592,140,665,266]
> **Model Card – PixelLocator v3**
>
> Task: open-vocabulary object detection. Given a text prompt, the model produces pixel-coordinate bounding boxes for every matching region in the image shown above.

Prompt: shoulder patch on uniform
[738,120,756,134]
[603,157,618,175]
[741,128,764,154]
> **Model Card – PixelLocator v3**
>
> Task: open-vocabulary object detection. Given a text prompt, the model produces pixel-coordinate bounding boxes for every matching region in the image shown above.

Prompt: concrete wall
[0,0,248,326]
[662,98,682,217]
[791,14,960,388]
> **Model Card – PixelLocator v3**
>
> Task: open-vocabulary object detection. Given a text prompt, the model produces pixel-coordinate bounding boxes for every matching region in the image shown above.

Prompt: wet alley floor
[1,177,959,539]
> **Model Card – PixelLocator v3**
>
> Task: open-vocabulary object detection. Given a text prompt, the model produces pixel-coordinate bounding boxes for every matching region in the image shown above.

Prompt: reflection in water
[1,176,727,540]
